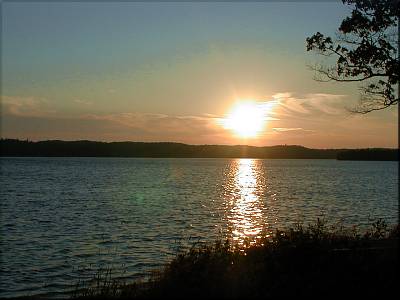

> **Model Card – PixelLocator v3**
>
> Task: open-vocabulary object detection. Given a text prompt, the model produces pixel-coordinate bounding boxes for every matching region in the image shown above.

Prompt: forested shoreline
[0,139,397,160]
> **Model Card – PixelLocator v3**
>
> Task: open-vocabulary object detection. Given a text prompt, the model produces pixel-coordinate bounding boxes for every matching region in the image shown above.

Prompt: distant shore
[1,139,398,160]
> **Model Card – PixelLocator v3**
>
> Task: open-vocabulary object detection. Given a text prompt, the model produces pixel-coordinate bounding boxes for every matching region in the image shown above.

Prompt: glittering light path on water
[223,159,276,247]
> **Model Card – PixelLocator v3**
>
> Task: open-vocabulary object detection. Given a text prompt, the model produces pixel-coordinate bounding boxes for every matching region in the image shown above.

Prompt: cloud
[272,127,314,132]
[303,93,347,115]
[2,93,396,148]
[81,112,222,137]
[272,92,347,117]
[1,104,228,143]
[73,98,93,106]
[1,96,56,117]
[1,95,230,143]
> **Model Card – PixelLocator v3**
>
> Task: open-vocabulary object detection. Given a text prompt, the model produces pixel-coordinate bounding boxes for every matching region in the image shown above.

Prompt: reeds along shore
[71,219,399,299]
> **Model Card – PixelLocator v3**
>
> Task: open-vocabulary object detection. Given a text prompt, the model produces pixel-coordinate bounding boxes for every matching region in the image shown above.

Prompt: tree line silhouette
[0,139,397,160]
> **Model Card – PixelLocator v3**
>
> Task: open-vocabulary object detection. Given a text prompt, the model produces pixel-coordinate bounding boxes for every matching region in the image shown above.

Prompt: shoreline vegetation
[12,219,399,300]
[1,139,398,160]
[75,219,399,299]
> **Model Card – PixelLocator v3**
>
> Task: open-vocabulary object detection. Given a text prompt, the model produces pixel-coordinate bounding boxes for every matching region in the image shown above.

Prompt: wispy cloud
[81,112,221,136]
[73,98,93,106]
[272,92,347,117]
[272,127,315,132]
[1,100,227,143]
[1,93,396,148]
[1,96,56,117]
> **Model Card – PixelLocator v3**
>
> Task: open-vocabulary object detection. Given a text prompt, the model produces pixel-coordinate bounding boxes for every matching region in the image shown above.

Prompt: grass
[71,218,399,299]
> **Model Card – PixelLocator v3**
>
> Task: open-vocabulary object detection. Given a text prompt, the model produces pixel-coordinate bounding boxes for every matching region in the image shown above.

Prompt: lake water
[0,157,398,298]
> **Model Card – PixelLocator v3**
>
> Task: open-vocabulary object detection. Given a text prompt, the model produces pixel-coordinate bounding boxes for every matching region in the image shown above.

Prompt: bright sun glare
[222,101,271,138]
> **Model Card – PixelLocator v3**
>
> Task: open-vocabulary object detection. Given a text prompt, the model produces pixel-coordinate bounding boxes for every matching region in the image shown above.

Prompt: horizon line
[1,138,397,151]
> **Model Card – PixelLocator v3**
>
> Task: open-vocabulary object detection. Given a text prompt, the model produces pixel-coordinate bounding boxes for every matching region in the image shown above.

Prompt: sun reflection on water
[223,159,273,247]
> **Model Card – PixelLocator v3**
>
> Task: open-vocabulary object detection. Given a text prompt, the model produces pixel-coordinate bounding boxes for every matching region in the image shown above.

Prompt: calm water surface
[0,158,398,298]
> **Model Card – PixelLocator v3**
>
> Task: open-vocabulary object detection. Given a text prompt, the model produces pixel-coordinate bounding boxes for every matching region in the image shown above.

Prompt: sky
[1,1,398,148]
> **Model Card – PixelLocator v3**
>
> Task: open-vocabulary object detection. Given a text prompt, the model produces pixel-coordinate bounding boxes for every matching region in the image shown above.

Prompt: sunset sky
[1,1,397,148]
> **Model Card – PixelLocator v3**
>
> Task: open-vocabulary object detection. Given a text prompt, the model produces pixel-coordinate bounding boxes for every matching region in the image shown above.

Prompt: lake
[0,157,398,298]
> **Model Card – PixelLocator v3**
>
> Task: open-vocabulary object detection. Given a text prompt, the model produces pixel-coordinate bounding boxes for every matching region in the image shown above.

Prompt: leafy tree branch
[306,0,399,113]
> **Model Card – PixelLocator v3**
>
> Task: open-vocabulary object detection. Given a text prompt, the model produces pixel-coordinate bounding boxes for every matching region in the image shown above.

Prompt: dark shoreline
[1,139,398,160]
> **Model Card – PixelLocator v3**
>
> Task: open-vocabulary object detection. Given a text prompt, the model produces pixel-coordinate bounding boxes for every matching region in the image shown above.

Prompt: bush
[73,219,399,299]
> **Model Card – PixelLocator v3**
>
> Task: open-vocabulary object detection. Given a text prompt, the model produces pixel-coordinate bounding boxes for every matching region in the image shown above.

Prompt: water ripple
[0,157,398,298]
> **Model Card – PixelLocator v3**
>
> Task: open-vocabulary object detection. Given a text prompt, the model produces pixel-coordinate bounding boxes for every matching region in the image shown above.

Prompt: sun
[222,101,269,138]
